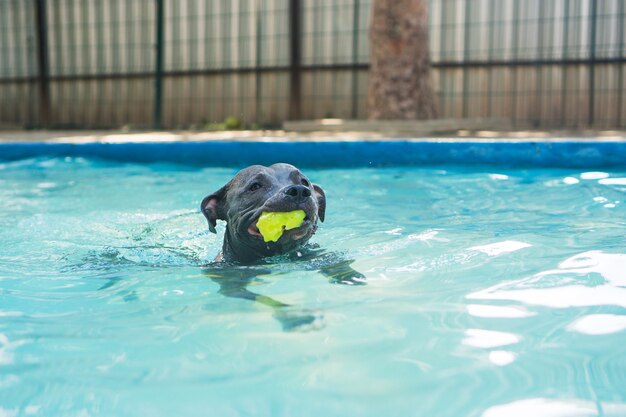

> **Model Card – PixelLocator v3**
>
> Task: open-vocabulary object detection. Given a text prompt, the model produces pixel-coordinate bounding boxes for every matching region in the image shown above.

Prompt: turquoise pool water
[1,157,625,417]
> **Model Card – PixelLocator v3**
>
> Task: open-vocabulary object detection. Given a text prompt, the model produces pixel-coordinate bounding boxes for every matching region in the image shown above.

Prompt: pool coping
[1,135,626,168]
[1,129,626,143]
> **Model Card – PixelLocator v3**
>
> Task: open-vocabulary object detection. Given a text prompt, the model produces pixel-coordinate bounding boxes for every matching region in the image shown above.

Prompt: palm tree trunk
[367,0,438,120]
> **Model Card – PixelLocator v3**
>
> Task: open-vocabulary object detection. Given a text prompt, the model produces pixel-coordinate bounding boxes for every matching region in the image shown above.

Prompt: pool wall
[1,140,625,168]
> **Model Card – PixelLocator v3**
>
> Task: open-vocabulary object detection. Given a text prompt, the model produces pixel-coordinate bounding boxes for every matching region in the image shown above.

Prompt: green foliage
[224,116,242,130]
[200,116,244,131]
[202,122,227,131]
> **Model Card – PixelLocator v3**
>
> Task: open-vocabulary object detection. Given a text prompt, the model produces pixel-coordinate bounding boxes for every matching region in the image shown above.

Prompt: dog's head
[201,163,326,262]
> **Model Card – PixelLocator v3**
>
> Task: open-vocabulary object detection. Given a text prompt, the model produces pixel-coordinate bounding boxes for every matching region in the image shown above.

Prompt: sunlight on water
[467,251,626,308]
[0,158,625,417]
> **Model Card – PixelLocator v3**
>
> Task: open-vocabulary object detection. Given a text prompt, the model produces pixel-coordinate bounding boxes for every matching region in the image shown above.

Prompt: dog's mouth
[247,213,313,241]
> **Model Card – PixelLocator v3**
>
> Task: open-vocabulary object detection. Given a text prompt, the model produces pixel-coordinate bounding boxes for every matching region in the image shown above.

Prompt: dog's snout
[284,185,311,201]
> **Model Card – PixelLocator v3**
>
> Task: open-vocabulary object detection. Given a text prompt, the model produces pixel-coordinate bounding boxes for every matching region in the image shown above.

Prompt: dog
[201,163,365,330]
[201,163,326,263]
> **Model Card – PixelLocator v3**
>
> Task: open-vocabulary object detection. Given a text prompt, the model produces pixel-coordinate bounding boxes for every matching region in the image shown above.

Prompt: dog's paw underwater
[256,210,306,242]
[273,308,325,332]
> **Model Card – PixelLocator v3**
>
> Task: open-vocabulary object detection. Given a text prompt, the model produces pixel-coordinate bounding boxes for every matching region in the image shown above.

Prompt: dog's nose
[284,185,311,201]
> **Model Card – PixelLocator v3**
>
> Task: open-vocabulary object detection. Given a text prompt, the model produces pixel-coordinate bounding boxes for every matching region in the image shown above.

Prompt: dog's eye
[249,182,262,191]
[301,179,310,187]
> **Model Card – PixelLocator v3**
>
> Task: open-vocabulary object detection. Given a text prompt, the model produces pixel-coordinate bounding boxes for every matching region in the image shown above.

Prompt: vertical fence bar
[588,0,597,127]
[189,0,197,127]
[561,0,569,127]
[52,0,64,124]
[171,0,180,126]
[109,0,120,125]
[255,0,262,123]
[510,0,520,126]
[236,0,244,122]
[153,0,164,129]
[221,0,230,121]
[617,0,625,127]
[34,0,50,127]
[326,4,340,117]
[331,3,338,117]
[351,0,360,119]
[204,1,212,122]
[95,0,105,127]
[438,0,447,119]
[6,1,17,124]
[487,0,496,117]
[12,1,23,124]
[312,1,320,118]
[534,0,546,127]
[125,0,133,125]
[67,0,76,124]
[288,0,301,120]
[80,0,91,126]
[24,0,38,125]
[462,0,471,118]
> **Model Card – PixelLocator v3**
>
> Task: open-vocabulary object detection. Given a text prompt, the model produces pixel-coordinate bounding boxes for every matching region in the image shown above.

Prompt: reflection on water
[580,172,609,180]
[599,178,626,185]
[483,398,626,417]
[469,240,532,256]
[466,304,536,318]
[462,329,520,349]
[467,251,626,308]
[487,351,516,367]
[467,249,626,415]
[483,398,598,417]
[567,314,626,336]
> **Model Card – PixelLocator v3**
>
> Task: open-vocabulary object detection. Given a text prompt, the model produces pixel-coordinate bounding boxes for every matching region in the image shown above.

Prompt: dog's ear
[312,184,326,222]
[201,185,228,233]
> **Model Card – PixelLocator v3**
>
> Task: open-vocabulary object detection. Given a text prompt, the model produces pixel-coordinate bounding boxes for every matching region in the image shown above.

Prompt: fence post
[288,0,301,120]
[588,0,597,127]
[34,0,50,128]
[618,0,624,128]
[154,0,164,129]
[351,0,360,119]
[511,0,520,127]
[255,0,262,123]
[462,0,471,119]
[561,0,570,127]
[534,0,547,127]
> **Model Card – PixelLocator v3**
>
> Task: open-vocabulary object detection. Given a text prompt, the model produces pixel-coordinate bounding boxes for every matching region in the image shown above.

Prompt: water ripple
[2,163,626,417]
[467,251,626,308]
[482,398,626,417]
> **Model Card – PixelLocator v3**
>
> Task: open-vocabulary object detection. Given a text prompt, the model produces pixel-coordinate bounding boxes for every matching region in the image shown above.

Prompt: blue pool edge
[1,139,625,168]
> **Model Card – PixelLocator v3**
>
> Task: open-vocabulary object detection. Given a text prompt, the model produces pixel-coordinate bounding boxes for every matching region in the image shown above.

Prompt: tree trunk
[367,0,438,120]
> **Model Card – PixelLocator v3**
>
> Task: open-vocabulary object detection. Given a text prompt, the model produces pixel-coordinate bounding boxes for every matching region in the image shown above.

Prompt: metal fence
[0,0,624,130]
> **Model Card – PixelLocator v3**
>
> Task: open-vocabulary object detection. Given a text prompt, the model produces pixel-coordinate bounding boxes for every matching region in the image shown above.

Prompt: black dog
[201,163,325,263]
[201,163,365,330]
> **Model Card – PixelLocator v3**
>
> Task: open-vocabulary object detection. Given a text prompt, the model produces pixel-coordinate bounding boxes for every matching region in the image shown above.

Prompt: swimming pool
[1,142,625,417]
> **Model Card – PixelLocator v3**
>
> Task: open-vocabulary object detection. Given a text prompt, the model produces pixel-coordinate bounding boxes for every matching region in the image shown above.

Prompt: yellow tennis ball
[256,210,306,242]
